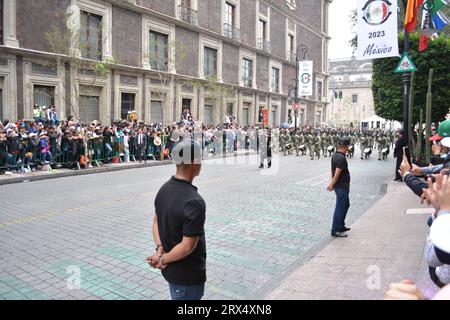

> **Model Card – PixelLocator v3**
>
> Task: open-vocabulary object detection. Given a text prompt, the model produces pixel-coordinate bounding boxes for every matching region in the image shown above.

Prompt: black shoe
[259,164,264,169]
[341,227,351,232]
[268,162,272,168]
[361,157,364,160]
[331,232,348,238]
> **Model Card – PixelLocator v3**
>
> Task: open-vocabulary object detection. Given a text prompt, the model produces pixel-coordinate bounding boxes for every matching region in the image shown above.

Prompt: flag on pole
[420,0,448,52]
[429,0,448,16]
[419,10,429,51]
[432,10,449,30]
[405,0,425,32]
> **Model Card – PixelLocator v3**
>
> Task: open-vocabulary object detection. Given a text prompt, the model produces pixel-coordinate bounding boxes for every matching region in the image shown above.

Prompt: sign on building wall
[357,0,399,60]
[298,61,313,97]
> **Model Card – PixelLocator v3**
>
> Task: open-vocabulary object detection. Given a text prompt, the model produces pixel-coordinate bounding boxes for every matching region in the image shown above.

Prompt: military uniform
[310,133,321,160]
[259,130,272,168]
[321,132,328,157]
[361,135,369,160]
[299,132,306,156]
[292,131,301,156]
[377,134,389,160]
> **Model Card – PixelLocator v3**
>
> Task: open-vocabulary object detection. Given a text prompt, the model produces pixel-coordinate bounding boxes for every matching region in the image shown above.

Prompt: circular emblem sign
[363,0,392,26]
[301,73,311,84]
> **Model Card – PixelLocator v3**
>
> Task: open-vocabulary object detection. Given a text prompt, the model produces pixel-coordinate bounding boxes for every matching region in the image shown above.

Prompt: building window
[259,20,266,42]
[352,94,358,104]
[0,0,3,45]
[271,67,280,93]
[286,0,296,10]
[242,58,253,88]
[34,85,55,107]
[204,47,218,78]
[223,1,240,40]
[258,19,270,52]
[288,34,294,52]
[80,11,103,61]
[121,93,135,120]
[149,30,168,71]
[317,81,323,101]
[224,2,235,27]
[316,112,322,125]
[178,0,198,26]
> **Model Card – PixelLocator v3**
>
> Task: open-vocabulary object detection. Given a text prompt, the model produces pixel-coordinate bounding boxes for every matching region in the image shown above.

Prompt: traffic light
[339,91,343,99]
[334,91,338,99]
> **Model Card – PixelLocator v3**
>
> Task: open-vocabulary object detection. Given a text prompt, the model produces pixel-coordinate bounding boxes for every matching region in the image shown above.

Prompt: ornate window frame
[199,35,223,81]
[68,0,113,60]
[142,16,176,73]
[239,49,257,89]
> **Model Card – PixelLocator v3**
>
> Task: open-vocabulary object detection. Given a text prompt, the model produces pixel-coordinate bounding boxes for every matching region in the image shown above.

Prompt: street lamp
[401,0,412,144]
[294,44,309,132]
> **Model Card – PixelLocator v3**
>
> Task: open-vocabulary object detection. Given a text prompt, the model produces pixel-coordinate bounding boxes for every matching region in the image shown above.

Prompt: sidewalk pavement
[0,150,256,186]
[265,181,440,300]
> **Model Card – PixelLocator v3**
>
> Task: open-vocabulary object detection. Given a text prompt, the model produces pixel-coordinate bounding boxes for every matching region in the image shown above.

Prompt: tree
[372,33,450,123]
[187,76,237,126]
[42,11,116,122]
[145,38,190,124]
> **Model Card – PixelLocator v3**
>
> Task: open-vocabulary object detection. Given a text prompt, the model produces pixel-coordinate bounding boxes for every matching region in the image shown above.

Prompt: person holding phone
[393,129,408,182]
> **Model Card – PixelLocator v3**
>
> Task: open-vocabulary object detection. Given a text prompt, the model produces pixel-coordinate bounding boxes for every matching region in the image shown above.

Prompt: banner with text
[298,61,313,97]
[357,0,399,60]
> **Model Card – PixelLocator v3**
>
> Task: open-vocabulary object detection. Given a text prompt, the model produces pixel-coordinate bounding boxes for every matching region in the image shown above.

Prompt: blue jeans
[169,283,205,301]
[332,188,350,233]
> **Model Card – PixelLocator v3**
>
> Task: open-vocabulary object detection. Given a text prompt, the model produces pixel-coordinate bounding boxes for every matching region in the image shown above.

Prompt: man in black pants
[393,129,408,181]
[327,139,352,238]
[147,140,206,300]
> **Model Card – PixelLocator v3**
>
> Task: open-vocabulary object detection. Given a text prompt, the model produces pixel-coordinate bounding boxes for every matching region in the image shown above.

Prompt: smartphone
[403,146,412,166]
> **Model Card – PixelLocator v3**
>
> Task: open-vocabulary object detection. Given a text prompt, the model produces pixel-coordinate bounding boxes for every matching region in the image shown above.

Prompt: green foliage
[92,57,116,79]
[372,33,450,123]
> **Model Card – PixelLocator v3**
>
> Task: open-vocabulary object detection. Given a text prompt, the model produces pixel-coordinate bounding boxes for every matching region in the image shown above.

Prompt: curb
[0,151,258,186]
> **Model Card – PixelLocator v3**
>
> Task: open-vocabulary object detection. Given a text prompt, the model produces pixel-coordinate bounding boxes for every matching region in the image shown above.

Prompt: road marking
[0,191,157,229]
[295,173,329,185]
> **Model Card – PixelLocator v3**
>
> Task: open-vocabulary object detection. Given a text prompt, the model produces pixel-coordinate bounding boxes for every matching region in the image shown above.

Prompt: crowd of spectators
[386,119,450,300]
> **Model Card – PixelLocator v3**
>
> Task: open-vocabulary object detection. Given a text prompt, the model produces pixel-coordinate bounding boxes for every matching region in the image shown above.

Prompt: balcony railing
[286,51,296,63]
[258,38,271,53]
[223,23,241,42]
[178,5,198,26]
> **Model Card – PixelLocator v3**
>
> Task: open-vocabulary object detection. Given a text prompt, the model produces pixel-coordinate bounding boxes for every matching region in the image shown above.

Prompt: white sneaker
[5,171,13,175]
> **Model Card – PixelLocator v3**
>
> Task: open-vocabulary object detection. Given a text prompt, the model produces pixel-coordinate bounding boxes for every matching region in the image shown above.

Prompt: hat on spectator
[431,214,450,252]
[29,133,37,137]
[430,214,450,264]
[40,131,47,137]
[441,137,450,148]
[430,120,450,141]
[6,128,13,134]
[42,106,48,109]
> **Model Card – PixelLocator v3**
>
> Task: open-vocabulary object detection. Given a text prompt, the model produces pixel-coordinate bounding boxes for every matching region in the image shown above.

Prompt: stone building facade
[327,57,375,128]
[0,0,331,127]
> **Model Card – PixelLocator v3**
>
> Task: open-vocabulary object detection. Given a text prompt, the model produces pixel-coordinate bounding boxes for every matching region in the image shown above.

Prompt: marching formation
[276,128,395,161]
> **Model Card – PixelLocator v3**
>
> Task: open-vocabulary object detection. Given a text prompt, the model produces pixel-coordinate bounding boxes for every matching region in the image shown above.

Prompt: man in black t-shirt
[147,140,206,300]
[327,139,352,238]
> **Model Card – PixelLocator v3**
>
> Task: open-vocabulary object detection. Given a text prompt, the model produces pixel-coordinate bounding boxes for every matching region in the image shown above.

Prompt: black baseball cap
[338,139,351,146]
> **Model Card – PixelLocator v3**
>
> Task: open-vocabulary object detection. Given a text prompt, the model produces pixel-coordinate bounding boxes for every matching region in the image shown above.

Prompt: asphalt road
[0,149,395,300]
